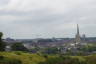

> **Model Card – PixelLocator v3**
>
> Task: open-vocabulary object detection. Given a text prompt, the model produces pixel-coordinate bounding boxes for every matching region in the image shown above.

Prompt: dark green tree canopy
[0,32,3,38]
[0,32,6,51]
[11,43,28,51]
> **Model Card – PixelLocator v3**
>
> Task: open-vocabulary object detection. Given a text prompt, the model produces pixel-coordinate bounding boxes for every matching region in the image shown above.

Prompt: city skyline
[0,0,96,39]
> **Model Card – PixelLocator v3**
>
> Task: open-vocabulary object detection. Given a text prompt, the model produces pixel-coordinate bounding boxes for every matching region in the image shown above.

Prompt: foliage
[11,43,28,51]
[39,56,87,64]
[0,52,45,64]
[0,52,96,64]
[79,45,96,52]
[85,55,96,64]
[0,32,6,51]
[0,55,22,64]
[43,47,59,54]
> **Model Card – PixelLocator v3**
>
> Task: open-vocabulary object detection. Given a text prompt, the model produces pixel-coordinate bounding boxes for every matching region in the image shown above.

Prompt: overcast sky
[0,0,96,39]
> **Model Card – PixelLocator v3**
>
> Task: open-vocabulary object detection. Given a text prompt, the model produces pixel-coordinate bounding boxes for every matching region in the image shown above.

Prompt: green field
[0,52,96,64]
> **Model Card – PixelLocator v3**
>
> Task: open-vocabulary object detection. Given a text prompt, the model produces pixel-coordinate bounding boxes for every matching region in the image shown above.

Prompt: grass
[0,51,96,64]
[0,51,46,64]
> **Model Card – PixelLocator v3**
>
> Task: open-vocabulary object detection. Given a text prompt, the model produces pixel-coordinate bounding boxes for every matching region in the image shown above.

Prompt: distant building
[74,24,87,46]
[61,24,87,54]
[5,45,11,51]
[82,34,86,41]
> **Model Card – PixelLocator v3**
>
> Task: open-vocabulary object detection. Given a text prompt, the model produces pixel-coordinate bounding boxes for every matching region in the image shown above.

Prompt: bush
[0,57,22,64]
[39,56,87,64]
[14,51,22,55]
[8,59,22,64]
[0,32,6,51]
[11,43,28,52]
[0,56,4,60]
[43,55,48,59]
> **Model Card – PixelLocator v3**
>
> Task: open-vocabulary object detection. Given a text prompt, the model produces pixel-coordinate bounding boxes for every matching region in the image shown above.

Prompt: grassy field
[0,51,46,64]
[0,52,96,64]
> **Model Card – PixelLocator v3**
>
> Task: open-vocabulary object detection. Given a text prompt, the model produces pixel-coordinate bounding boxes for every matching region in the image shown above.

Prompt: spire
[75,24,81,44]
[77,24,79,35]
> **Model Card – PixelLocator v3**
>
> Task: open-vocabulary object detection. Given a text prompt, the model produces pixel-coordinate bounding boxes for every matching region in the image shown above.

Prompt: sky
[0,0,96,39]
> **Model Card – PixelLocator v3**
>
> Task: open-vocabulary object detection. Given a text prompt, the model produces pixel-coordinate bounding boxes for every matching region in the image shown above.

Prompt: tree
[11,43,28,51]
[0,32,6,51]
[43,47,59,54]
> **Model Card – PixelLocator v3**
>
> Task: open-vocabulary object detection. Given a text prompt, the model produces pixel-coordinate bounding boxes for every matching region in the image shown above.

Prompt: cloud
[0,0,96,38]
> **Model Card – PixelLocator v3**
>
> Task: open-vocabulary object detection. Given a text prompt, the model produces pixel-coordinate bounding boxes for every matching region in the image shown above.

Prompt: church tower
[75,24,81,44]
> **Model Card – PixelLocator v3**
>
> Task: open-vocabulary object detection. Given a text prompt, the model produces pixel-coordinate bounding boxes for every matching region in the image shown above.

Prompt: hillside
[0,52,96,64]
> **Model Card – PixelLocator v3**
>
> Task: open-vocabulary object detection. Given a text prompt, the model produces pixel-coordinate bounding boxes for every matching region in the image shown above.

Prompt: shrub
[0,56,4,60]
[14,51,22,55]
[0,57,22,64]
[11,43,28,52]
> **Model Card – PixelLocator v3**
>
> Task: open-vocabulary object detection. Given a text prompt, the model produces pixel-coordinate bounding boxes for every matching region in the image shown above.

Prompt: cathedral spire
[77,24,79,35]
[75,24,81,44]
